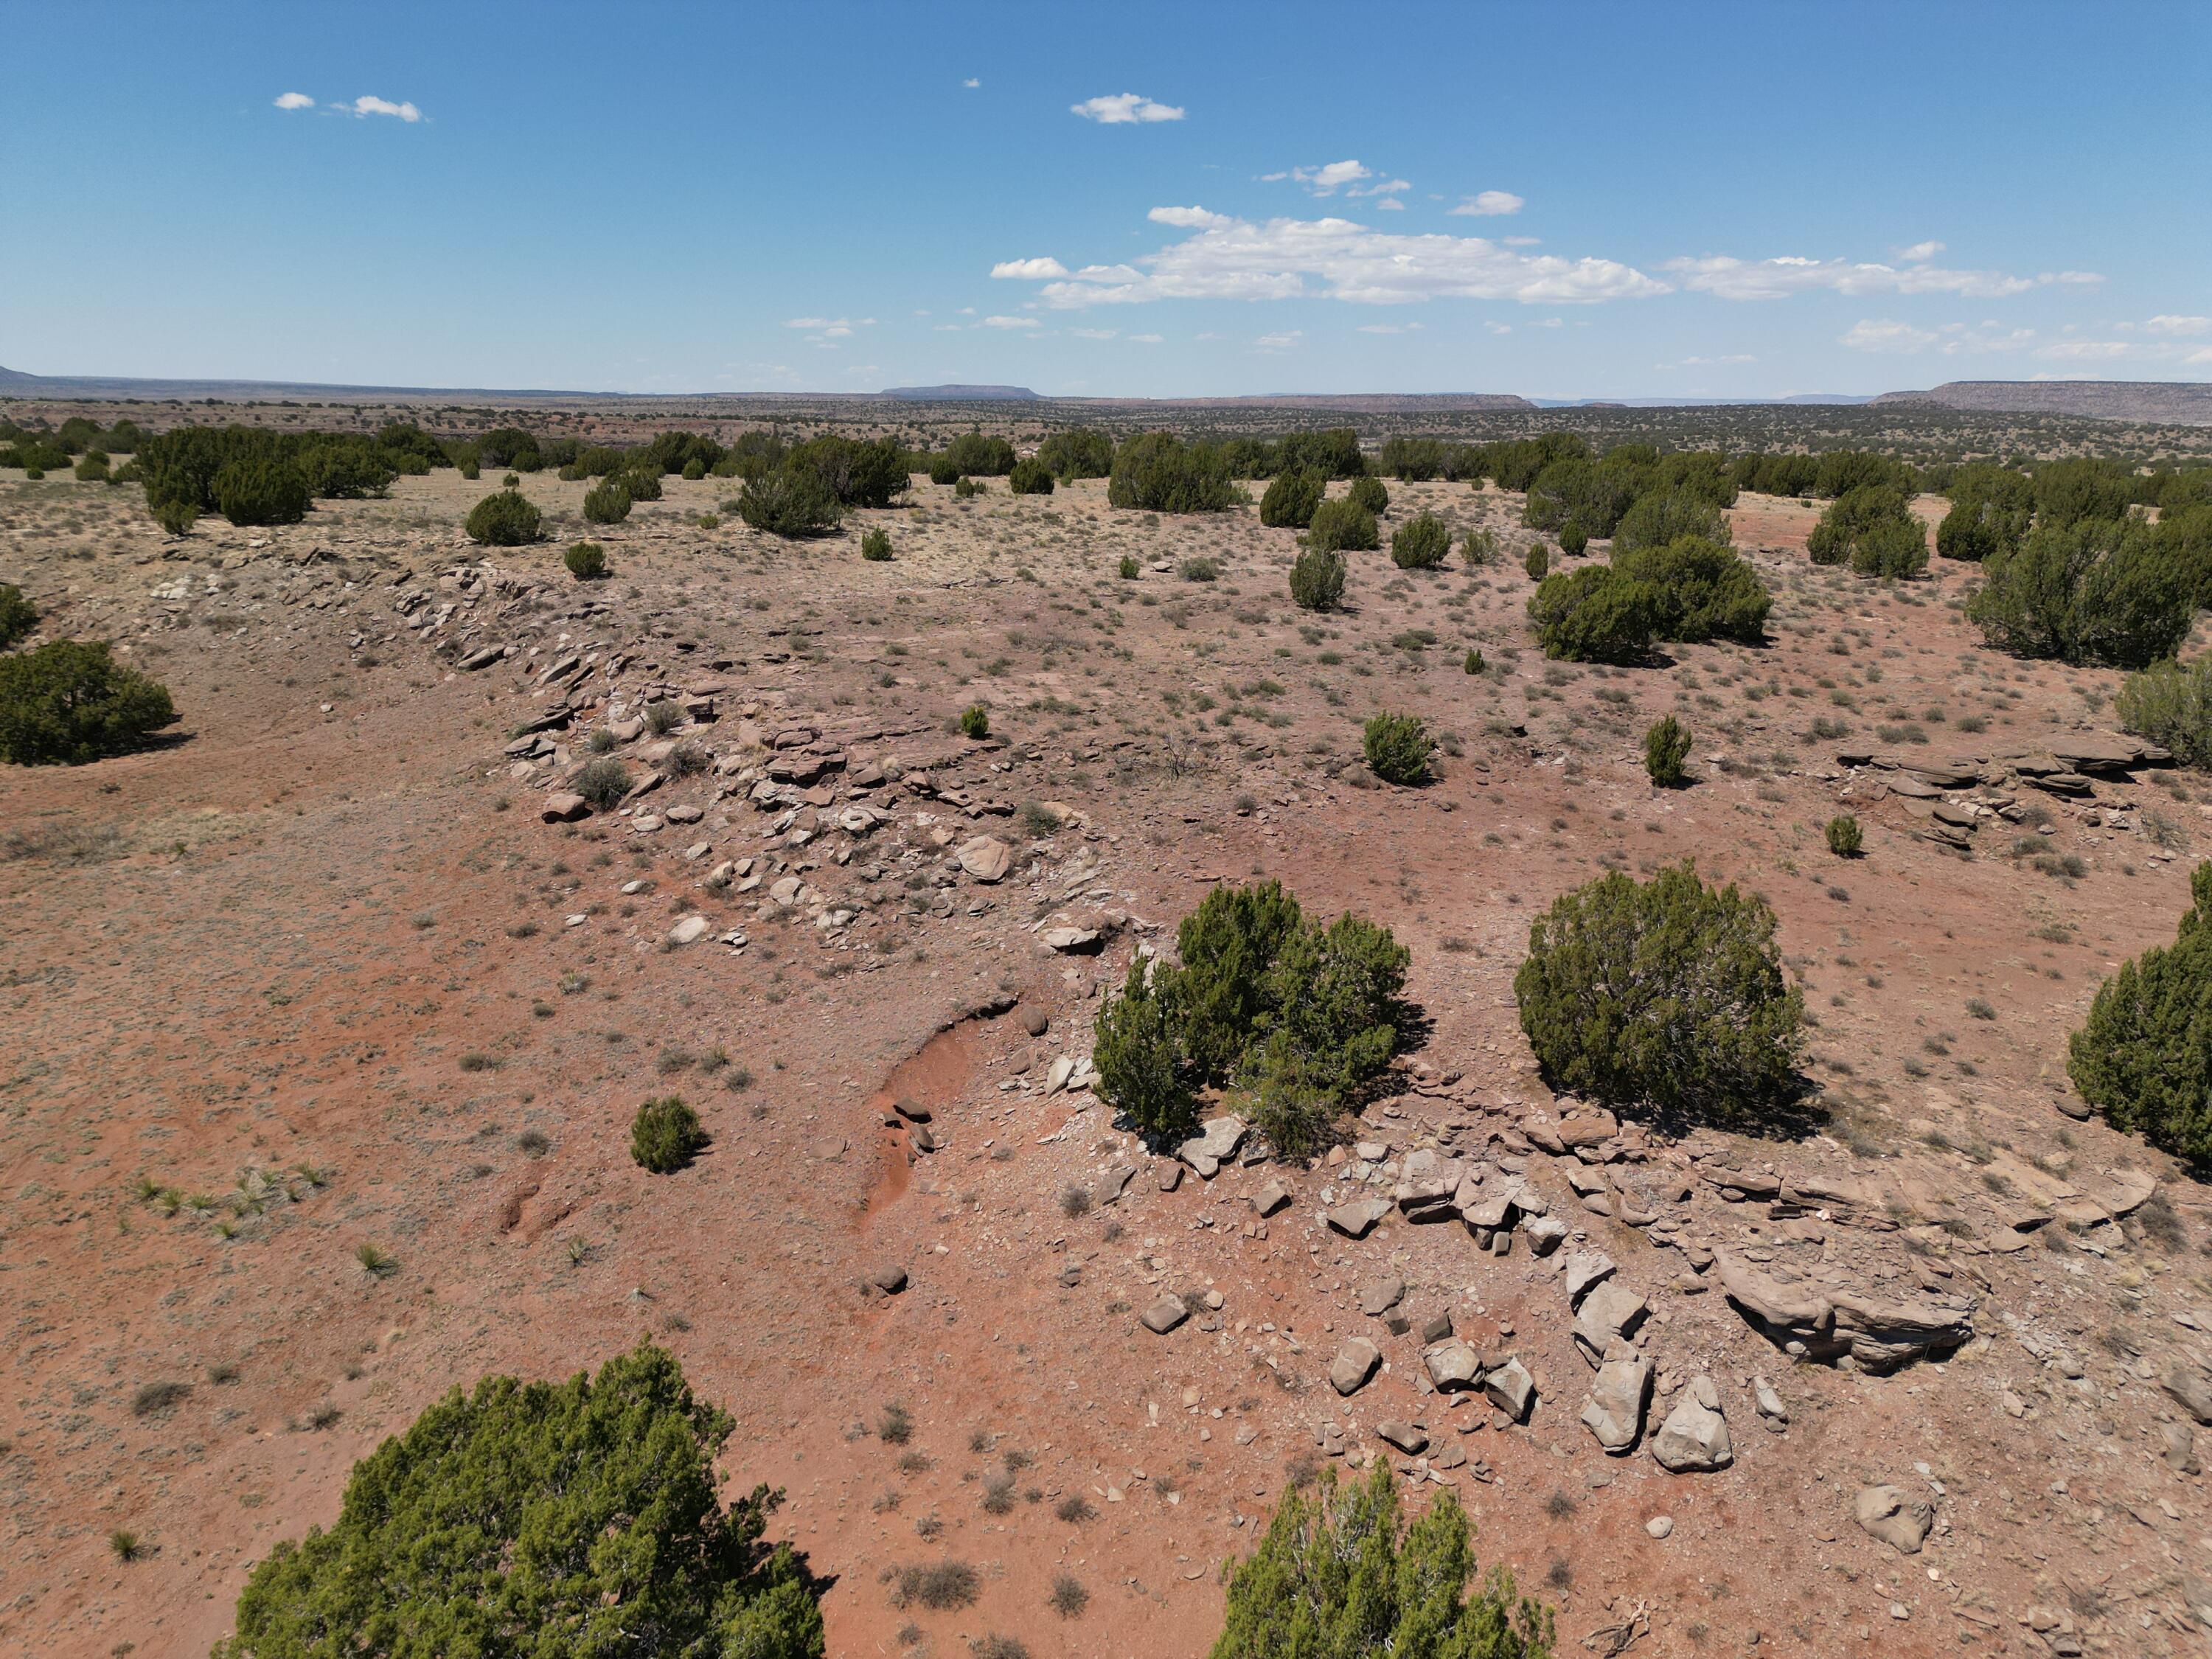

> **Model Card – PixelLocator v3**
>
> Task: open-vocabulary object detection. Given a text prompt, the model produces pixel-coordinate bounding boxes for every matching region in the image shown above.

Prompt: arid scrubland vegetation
[9,393,2212,1657]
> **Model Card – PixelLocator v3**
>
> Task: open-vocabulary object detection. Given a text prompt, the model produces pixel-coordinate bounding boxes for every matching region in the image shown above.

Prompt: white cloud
[785,316,872,347]
[1005,211,1668,310]
[2190,347,2212,365]
[1289,159,1371,195]
[1893,240,1945,262]
[1253,330,1303,352]
[1150,205,1232,230]
[1346,177,1409,198]
[1357,323,1405,334]
[1502,235,1541,246]
[1680,353,1759,365]
[1069,327,1118,340]
[1128,333,1164,344]
[990,257,1068,279]
[1448,190,1524,217]
[1840,318,2039,355]
[963,77,980,88]
[2034,335,2212,364]
[981,314,1041,329]
[1071,92,1183,124]
[2144,314,2212,336]
[345,94,422,122]
[1669,253,2076,301]
[274,91,315,111]
[1374,198,1405,212]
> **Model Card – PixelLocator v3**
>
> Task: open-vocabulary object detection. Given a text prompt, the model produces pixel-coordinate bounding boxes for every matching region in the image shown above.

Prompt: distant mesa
[879,384,1041,402]
[1877,379,2212,426]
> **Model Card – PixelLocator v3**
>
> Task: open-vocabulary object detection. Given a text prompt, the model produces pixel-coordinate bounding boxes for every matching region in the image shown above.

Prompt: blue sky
[5,1,2208,399]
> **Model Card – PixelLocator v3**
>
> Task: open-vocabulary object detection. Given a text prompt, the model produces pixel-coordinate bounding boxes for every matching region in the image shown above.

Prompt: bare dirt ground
[4,462,2211,1658]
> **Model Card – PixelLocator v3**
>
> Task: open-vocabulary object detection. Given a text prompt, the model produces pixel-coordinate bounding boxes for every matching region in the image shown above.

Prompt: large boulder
[956,835,1012,883]
[1481,1356,1537,1422]
[1394,1150,1464,1220]
[1651,1375,1733,1472]
[1177,1115,1248,1179]
[2163,1364,2212,1425]
[1580,1353,1650,1454]
[1854,1484,1934,1554]
[1325,1197,1391,1239]
[1375,1419,1428,1455]
[1572,1280,1649,1366]
[1329,1338,1382,1397]
[1425,1340,1483,1391]
[1141,1295,1189,1335]
[540,791,590,823]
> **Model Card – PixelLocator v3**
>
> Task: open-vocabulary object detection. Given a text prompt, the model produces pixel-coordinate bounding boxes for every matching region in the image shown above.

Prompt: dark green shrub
[1464,647,1484,675]
[563,542,608,580]
[682,458,706,481]
[1179,556,1219,582]
[953,477,983,500]
[0,640,178,765]
[1289,548,1346,612]
[154,498,195,535]
[1307,498,1378,554]
[1094,881,1408,1155]
[1108,432,1238,513]
[502,473,521,490]
[1379,437,1447,481]
[928,455,961,486]
[214,457,310,526]
[1272,428,1366,479]
[1825,814,1863,857]
[1389,512,1450,570]
[861,528,893,562]
[582,481,633,525]
[1558,522,1588,557]
[74,451,110,482]
[1935,465,2033,561]
[1213,1464,1551,1659]
[1117,555,1139,580]
[2067,863,2212,1166]
[476,428,539,469]
[214,1342,821,1659]
[464,490,543,546]
[1009,458,1054,495]
[0,583,38,649]
[2118,658,2212,768]
[1610,489,1728,554]
[1612,535,1770,643]
[1346,476,1388,516]
[1514,860,1804,1125]
[1644,716,1690,787]
[945,433,1016,477]
[786,436,909,508]
[2034,456,2138,529]
[1525,456,1639,538]
[574,757,633,810]
[1363,712,1433,785]
[1036,428,1115,479]
[631,1096,706,1173]
[1259,470,1324,529]
[1524,544,1550,580]
[1528,566,1655,664]
[459,460,481,480]
[958,704,990,740]
[1807,486,1925,577]
[1969,518,2197,667]
[737,467,844,538]
[618,467,663,503]
[1461,527,1497,566]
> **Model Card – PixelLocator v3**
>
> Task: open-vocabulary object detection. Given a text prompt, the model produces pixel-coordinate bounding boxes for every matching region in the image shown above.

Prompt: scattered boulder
[1020,1006,1049,1037]
[1580,1352,1651,1454]
[956,835,1012,883]
[1573,1281,1649,1365]
[1141,1295,1189,1335]
[1178,1116,1248,1179]
[667,914,713,946]
[1041,925,1102,954]
[1481,1357,1537,1422]
[1714,1248,1974,1371]
[1564,1251,1618,1307]
[892,1098,931,1124]
[1330,1338,1382,1397]
[540,792,590,823]
[1250,1180,1291,1217]
[1325,1197,1391,1239]
[1425,1341,1483,1392]
[1523,1214,1570,1256]
[1376,1419,1429,1455]
[870,1265,909,1295]
[1651,1375,1733,1472]
[1753,1375,1790,1431]
[1394,1150,1464,1220]
[2163,1364,2212,1426]
[1854,1484,1934,1555]
[1359,1277,1405,1318]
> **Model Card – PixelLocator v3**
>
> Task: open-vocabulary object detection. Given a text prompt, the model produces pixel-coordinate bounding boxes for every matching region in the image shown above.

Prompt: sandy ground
[3,465,2211,1658]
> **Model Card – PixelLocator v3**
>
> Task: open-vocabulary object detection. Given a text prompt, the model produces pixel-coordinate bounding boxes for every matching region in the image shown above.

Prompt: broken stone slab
[1854,1484,1934,1555]
[1177,1116,1248,1178]
[1573,1281,1649,1366]
[2162,1365,2212,1425]
[540,791,590,823]
[1564,1251,1618,1307]
[1095,1162,1138,1206]
[1753,1375,1790,1429]
[1250,1180,1291,1217]
[1425,1340,1484,1391]
[1359,1277,1405,1318]
[1714,1248,1975,1371]
[1141,1295,1189,1335]
[667,914,713,946]
[1394,1149,1465,1217]
[1376,1419,1429,1455]
[891,1098,931,1123]
[1523,1214,1570,1256]
[1330,1338,1382,1397]
[1481,1356,1536,1422]
[1325,1197,1391,1239]
[1651,1375,1733,1472]
[1580,1353,1650,1454]
[956,835,1012,883]
[1041,925,1102,953]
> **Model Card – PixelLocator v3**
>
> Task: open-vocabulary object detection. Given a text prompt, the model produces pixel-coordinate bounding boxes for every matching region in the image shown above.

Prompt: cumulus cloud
[1071,92,1183,124]
[274,91,315,111]
[1893,240,1945,262]
[1668,253,2081,301]
[1839,319,1938,353]
[785,316,872,347]
[963,77,980,88]
[1149,205,1232,230]
[1003,212,1668,309]
[1346,177,1409,198]
[346,95,422,122]
[1068,327,1118,340]
[1356,321,1422,334]
[2144,314,2212,336]
[1287,159,1371,195]
[1448,190,1524,217]
[1128,333,1164,344]
[1253,330,1303,352]
[981,314,1041,329]
[990,257,1068,279]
